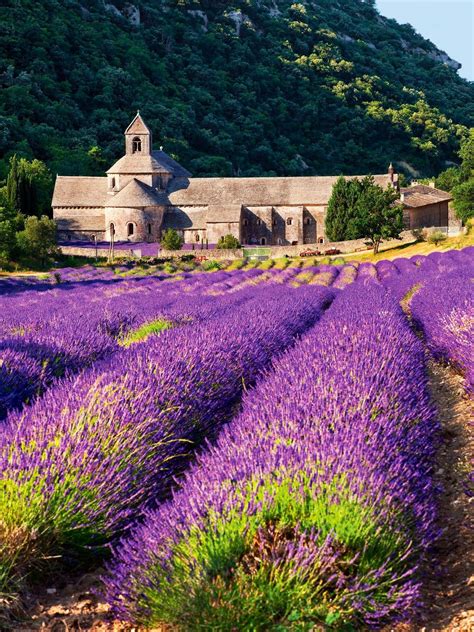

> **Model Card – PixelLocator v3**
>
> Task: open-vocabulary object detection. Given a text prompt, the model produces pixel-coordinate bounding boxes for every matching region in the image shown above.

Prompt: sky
[376,0,474,81]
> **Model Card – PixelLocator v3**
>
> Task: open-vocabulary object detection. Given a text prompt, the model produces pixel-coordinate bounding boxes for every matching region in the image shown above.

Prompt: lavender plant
[0,285,332,596]
[104,282,439,629]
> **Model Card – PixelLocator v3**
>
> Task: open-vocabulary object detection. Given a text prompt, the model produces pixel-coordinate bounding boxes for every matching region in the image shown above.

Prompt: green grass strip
[119,319,173,347]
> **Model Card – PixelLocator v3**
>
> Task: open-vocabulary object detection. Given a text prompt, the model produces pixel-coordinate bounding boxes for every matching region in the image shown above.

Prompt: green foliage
[202,259,222,271]
[325,175,361,242]
[435,166,461,192]
[5,155,52,217]
[119,319,173,347]
[452,179,474,223]
[140,474,409,629]
[160,228,184,251]
[427,229,447,246]
[0,220,16,263]
[439,130,474,223]
[216,234,241,249]
[16,215,59,266]
[326,174,402,251]
[352,177,404,253]
[0,0,472,181]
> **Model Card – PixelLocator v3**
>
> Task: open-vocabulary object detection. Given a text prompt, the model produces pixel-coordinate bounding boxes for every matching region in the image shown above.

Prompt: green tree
[435,167,461,192]
[19,158,53,216]
[6,154,21,213]
[6,156,52,217]
[459,129,474,182]
[325,176,358,242]
[353,178,404,254]
[160,228,184,251]
[16,215,59,267]
[0,220,16,263]
[452,179,474,223]
[216,234,240,249]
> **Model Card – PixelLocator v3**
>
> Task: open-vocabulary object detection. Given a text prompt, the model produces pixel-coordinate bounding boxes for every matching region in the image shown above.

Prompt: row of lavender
[0,284,332,600]
[0,268,305,418]
[104,282,439,628]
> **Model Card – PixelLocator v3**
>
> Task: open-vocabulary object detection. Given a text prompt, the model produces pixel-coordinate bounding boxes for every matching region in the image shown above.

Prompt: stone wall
[60,231,417,261]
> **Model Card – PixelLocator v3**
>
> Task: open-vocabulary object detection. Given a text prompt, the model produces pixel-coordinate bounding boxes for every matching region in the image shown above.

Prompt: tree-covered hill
[0,0,473,182]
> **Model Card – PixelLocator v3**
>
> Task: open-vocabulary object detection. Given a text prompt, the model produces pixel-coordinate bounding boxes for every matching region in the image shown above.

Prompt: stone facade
[52,115,452,246]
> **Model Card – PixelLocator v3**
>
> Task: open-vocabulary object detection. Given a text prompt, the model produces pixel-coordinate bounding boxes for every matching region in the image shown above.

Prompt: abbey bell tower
[124,111,152,156]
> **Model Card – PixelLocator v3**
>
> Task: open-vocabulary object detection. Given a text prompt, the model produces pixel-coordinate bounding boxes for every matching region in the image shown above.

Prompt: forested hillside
[0,0,473,182]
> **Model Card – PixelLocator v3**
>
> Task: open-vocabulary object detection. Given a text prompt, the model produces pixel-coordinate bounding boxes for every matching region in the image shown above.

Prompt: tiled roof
[166,175,392,207]
[106,178,161,208]
[106,150,191,176]
[124,112,151,136]
[206,204,242,223]
[53,173,394,211]
[163,207,207,230]
[52,177,108,207]
[401,184,452,208]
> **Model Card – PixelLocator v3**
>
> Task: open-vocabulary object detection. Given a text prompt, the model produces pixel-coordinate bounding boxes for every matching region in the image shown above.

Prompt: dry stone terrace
[53,113,452,249]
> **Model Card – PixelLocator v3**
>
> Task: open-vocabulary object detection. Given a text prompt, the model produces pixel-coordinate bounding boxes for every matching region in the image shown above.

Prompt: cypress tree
[325,176,351,242]
[6,155,21,213]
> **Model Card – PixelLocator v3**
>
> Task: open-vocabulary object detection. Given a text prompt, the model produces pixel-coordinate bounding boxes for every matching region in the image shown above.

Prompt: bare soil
[393,362,473,632]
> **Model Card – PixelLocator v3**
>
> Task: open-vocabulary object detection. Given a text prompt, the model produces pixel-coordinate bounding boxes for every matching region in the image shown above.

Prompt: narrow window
[110,223,115,236]
[261,237,266,245]
[148,223,152,235]
[287,218,293,226]
[132,137,142,153]
[111,177,116,189]
[318,237,324,244]
[256,219,262,226]
[304,217,311,225]
[195,233,200,242]
[243,219,248,226]
[127,223,134,237]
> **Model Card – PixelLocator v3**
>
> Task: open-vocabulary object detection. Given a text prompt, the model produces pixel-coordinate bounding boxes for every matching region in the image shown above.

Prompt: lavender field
[1,248,473,630]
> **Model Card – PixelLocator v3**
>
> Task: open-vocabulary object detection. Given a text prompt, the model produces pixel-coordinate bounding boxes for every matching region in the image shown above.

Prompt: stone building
[400,184,452,229]
[53,114,452,246]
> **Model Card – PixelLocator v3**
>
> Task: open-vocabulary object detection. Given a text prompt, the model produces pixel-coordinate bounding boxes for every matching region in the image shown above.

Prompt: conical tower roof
[107,178,161,208]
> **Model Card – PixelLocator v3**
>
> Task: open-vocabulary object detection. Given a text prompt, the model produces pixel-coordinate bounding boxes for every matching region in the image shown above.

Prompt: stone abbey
[53,113,452,246]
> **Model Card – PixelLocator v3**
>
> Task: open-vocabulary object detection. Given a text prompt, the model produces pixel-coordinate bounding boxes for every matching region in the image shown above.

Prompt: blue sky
[376,0,473,81]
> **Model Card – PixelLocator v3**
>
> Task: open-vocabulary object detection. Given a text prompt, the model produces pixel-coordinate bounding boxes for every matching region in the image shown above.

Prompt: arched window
[147,223,152,235]
[287,217,293,226]
[132,137,142,153]
[110,222,115,236]
[111,177,116,189]
[261,237,266,245]
[243,219,248,226]
[318,237,324,244]
[195,233,200,242]
[304,217,311,225]
[127,223,135,237]
[256,219,262,226]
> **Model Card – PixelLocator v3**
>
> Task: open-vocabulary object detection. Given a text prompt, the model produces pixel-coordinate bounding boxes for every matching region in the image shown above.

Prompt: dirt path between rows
[395,362,474,632]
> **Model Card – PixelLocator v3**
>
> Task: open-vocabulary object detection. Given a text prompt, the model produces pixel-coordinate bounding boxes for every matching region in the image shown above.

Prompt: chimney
[388,162,395,184]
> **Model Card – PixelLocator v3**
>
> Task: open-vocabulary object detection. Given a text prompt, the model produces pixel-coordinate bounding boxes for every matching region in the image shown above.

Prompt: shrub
[216,234,241,249]
[427,230,447,245]
[202,259,221,271]
[411,228,426,242]
[160,229,183,251]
